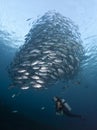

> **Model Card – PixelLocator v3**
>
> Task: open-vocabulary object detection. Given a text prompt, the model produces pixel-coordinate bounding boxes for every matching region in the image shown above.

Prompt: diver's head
[53,96,59,102]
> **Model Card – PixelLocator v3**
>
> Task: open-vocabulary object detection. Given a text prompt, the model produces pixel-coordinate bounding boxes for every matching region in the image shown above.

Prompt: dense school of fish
[9,11,84,90]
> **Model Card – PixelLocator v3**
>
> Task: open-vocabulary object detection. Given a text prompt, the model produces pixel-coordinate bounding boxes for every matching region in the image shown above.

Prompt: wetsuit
[55,97,82,119]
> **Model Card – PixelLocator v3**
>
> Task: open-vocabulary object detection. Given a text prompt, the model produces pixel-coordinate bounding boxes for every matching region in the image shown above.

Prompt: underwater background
[0,0,97,130]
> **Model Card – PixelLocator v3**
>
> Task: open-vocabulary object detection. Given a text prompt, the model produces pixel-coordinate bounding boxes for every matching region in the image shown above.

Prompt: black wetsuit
[55,97,82,119]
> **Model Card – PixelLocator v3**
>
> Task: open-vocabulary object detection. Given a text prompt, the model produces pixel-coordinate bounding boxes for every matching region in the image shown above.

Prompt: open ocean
[0,0,97,128]
[0,28,97,130]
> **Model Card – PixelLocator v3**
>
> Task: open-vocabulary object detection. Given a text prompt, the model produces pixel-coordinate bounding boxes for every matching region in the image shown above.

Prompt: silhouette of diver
[53,96,82,119]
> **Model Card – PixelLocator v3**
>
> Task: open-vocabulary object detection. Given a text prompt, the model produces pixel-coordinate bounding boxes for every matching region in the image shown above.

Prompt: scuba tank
[61,99,72,111]
[53,97,72,111]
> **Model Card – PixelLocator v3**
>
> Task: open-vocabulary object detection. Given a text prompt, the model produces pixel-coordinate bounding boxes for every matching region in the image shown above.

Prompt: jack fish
[9,11,84,89]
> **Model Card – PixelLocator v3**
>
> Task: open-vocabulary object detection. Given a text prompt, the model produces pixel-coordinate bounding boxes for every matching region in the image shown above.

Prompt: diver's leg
[63,110,82,119]
[68,113,82,118]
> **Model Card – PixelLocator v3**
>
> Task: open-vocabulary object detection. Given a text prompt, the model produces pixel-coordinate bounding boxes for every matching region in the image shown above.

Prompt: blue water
[0,32,97,130]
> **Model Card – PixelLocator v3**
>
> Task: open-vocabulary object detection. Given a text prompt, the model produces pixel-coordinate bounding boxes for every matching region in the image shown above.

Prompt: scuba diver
[53,96,83,119]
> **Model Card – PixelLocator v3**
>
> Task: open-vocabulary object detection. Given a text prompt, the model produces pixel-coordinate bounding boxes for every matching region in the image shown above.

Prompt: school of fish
[9,11,84,90]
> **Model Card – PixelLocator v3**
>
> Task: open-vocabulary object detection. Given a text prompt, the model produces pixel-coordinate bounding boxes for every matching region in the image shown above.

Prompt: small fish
[41,107,45,110]
[63,59,68,65]
[20,63,27,66]
[30,49,40,53]
[69,55,74,63]
[75,57,80,62]
[54,59,62,63]
[12,94,16,98]
[40,66,48,70]
[24,72,29,76]
[22,76,28,79]
[31,61,39,66]
[57,68,64,75]
[31,75,40,80]
[41,56,47,60]
[68,65,73,70]
[33,84,42,88]
[12,110,18,113]
[50,74,56,80]
[21,86,29,90]
[43,50,52,54]
[39,69,48,73]
[15,81,23,84]
[15,77,22,80]
[37,80,44,84]
[49,53,56,56]
[33,66,40,70]
[26,18,32,21]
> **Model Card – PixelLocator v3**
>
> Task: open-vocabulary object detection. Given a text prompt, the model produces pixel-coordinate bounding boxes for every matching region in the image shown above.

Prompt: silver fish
[24,72,29,76]
[18,69,26,73]
[37,80,44,84]
[21,86,29,90]
[22,76,28,79]
[31,61,39,66]
[33,84,42,88]
[9,11,84,90]
[31,75,40,80]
